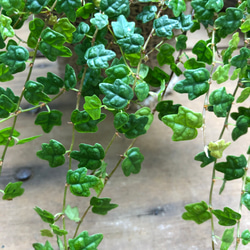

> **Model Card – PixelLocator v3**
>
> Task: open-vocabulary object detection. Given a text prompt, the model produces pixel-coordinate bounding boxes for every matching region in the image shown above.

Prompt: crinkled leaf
[135,81,149,102]
[212,207,241,226]
[100,0,130,18]
[237,87,250,103]
[0,63,13,82]
[167,0,186,17]
[182,201,211,224]
[65,205,80,222]
[113,112,129,129]
[153,15,179,38]
[184,58,205,70]
[71,109,106,133]
[56,0,82,22]
[0,45,29,73]
[76,3,95,19]
[136,5,157,23]
[90,197,118,215]
[27,18,45,49]
[90,13,108,30]
[157,43,175,66]
[104,64,130,84]
[232,115,250,141]
[24,80,51,105]
[174,13,193,31]
[118,114,148,139]
[241,19,250,33]
[231,47,250,69]
[156,100,181,120]
[72,22,90,44]
[32,240,53,250]
[205,0,223,12]
[66,167,99,196]
[117,33,144,54]
[221,228,234,250]
[0,14,15,37]
[192,40,213,64]
[191,0,215,21]
[242,229,250,245]
[2,182,24,200]
[0,93,17,118]
[135,107,153,131]
[176,34,187,51]
[25,0,50,14]
[16,135,42,145]
[64,64,77,90]
[50,224,67,236]
[162,106,203,141]
[37,72,64,95]
[100,79,133,110]
[53,18,76,43]
[84,95,102,120]
[85,44,116,69]
[68,231,103,250]
[230,68,241,81]
[194,150,216,168]
[215,8,243,38]
[242,193,250,210]
[35,110,63,133]
[212,64,230,84]
[209,87,234,117]
[174,68,210,100]
[0,127,20,147]
[0,0,23,13]
[208,139,231,159]
[34,206,55,224]
[39,27,72,62]
[36,139,66,168]
[215,154,247,180]
[144,66,170,87]
[70,143,105,170]
[122,147,144,176]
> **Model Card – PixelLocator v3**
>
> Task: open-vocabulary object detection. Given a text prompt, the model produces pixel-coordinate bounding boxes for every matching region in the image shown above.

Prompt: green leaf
[65,205,80,222]
[56,0,82,22]
[135,107,154,131]
[34,206,55,224]
[24,80,51,105]
[122,147,144,176]
[16,135,42,145]
[144,67,170,87]
[174,68,210,100]
[90,13,108,30]
[0,89,18,117]
[174,13,193,31]
[194,150,216,168]
[136,5,157,23]
[162,106,203,141]
[68,231,103,250]
[2,182,24,200]
[104,64,130,84]
[192,40,213,64]
[35,110,63,133]
[25,0,50,14]
[221,228,234,250]
[176,34,187,51]
[117,33,144,54]
[50,224,68,236]
[205,0,223,12]
[237,87,250,103]
[241,229,250,245]
[184,58,205,70]
[232,115,250,141]
[215,8,243,38]
[0,45,29,73]
[72,22,90,44]
[135,81,149,102]
[0,14,15,37]
[167,0,186,17]
[0,63,14,82]
[209,87,234,117]
[70,143,105,170]
[90,197,118,215]
[215,154,247,180]
[156,100,181,120]
[37,72,64,95]
[153,15,179,38]
[100,79,133,110]
[27,18,45,49]
[76,3,95,19]
[53,18,76,43]
[182,201,211,224]
[208,139,231,158]
[36,139,66,168]
[71,110,106,133]
[113,112,129,129]
[64,64,77,90]
[212,207,241,226]
[241,19,250,33]
[84,95,102,120]
[230,68,241,80]
[100,0,130,19]
[40,229,53,238]
[191,0,215,21]
[157,43,175,66]
[212,64,231,84]
[231,47,250,69]
[118,114,148,139]
[0,127,20,147]
[85,44,116,69]
[0,0,23,13]
[242,193,250,210]
[66,167,99,197]
[32,241,54,250]
[39,27,72,62]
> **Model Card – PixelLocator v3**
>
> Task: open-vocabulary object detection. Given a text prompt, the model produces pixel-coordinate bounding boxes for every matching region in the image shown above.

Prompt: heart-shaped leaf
[2,182,24,200]
[84,95,102,120]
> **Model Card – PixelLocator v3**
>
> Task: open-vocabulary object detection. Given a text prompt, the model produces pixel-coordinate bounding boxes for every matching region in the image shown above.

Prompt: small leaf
[176,34,187,51]
[0,92,17,117]
[25,0,50,14]
[212,207,241,226]
[208,139,231,159]
[68,231,103,250]
[156,100,181,120]
[56,0,82,22]
[36,139,66,168]
[242,193,250,210]
[35,110,63,133]
[182,201,211,224]
[64,64,77,91]
[100,0,130,19]
[144,67,170,87]
[162,106,203,141]
[135,80,149,102]
[237,87,250,103]
[65,205,80,222]
[76,3,95,19]
[40,229,53,238]
[241,19,250,33]
[221,228,234,250]
[192,40,213,65]
[90,13,109,30]
[16,135,42,145]
[157,43,175,66]
[2,182,24,200]
[194,150,216,168]
[113,112,129,129]
[70,143,105,170]
[174,68,210,100]
[53,18,76,43]
[122,147,144,176]
[135,107,154,131]
[0,63,14,82]
[215,154,247,181]
[167,0,186,17]
[136,5,157,23]
[104,64,130,84]
[50,224,68,236]
[231,47,250,69]
[205,0,224,12]
[174,13,193,31]
[32,240,53,250]
[66,167,99,197]
[0,127,20,147]
[232,115,250,141]
[72,22,90,44]
[27,18,45,49]
[212,64,231,84]
[183,58,205,70]
[0,14,15,37]
[90,197,118,215]
[191,0,214,21]
[117,34,144,54]
[34,206,55,224]
[84,95,102,120]
[241,229,250,245]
